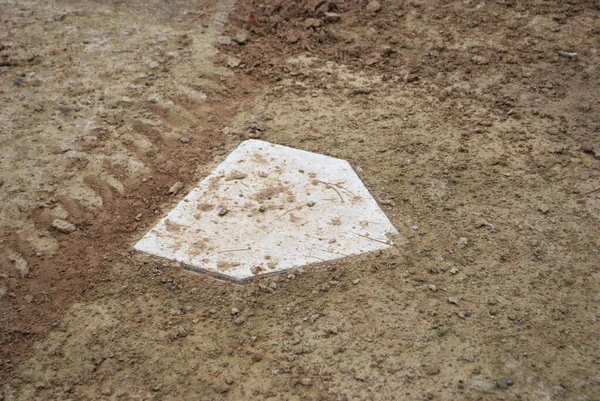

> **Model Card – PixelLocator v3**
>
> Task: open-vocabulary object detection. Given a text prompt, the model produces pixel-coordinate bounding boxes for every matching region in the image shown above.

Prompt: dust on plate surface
[134,140,399,281]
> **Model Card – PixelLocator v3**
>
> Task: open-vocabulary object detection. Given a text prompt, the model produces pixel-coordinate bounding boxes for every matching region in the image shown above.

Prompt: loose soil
[1,0,599,400]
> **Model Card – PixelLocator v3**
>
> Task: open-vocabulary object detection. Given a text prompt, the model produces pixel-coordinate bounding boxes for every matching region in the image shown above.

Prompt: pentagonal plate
[134,140,399,282]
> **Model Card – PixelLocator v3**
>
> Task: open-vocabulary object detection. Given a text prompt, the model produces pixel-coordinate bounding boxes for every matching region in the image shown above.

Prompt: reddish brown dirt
[1,0,600,400]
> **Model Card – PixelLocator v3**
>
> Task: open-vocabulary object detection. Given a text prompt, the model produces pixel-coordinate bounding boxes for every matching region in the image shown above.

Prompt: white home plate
[134,140,399,283]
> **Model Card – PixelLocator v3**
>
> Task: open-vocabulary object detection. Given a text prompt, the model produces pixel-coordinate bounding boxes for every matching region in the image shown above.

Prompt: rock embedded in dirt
[300,378,312,386]
[168,182,184,195]
[227,56,242,68]
[231,307,240,315]
[232,32,248,45]
[471,378,495,394]
[538,204,550,214]
[425,365,441,376]
[366,0,382,12]
[234,316,246,325]
[304,18,322,29]
[293,345,310,355]
[217,36,232,45]
[180,137,190,143]
[458,237,469,248]
[8,251,29,278]
[218,207,228,216]
[448,297,458,305]
[214,383,230,393]
[52,218,76,233]
[324,12,341,23]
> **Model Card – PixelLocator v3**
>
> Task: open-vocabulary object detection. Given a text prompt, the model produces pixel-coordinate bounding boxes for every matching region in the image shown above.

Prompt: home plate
[134,140,399,283]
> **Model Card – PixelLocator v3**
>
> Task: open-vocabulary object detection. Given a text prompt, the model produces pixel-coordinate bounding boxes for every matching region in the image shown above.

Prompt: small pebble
[231,308,240,315]
[218,207,228,216]
[259,205,266,213]
[506,379,514,386]
[352,279,360,285]
[307,200,315,207]
[168,181,184,195]
[232,31,248,45]
[52,218,76,234]
[213,383,230,393]
[300,378,312,387]
[428,284,437,292]
[234,316,246,325]
[180,137,190,143]
[464,311,472,317]
[448,297,458,305]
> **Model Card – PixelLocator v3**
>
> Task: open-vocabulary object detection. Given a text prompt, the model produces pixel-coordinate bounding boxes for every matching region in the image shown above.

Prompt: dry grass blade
[581,187,600,196]
[229,342,282,363]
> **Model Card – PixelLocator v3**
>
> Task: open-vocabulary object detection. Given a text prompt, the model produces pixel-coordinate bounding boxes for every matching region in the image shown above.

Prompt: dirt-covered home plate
[134,140,399,283]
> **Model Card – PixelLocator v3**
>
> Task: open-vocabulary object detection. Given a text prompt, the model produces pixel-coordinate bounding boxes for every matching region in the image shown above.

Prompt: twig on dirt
[337,185,356,197]
[168,312,207,319]
[216,247,251,254]
[276,204,305,220]
[318,180,345,203]
[50,294,65,312]
[306,253,326,262]
[229,342,282,363]
[558,51,577,58]
[581,187,600,196]
[190,12,206,23]
[477,220,498,233]
[354,232,392,246]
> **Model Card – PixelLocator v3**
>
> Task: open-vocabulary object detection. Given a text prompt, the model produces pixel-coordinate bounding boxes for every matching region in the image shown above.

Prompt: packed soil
[1,0,599,400]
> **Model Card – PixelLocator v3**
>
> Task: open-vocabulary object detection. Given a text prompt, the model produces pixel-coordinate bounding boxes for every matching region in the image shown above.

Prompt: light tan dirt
[1,0,599,400]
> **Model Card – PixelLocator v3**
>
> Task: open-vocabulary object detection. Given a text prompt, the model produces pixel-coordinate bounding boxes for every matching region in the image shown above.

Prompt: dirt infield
[1,0,599,400]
